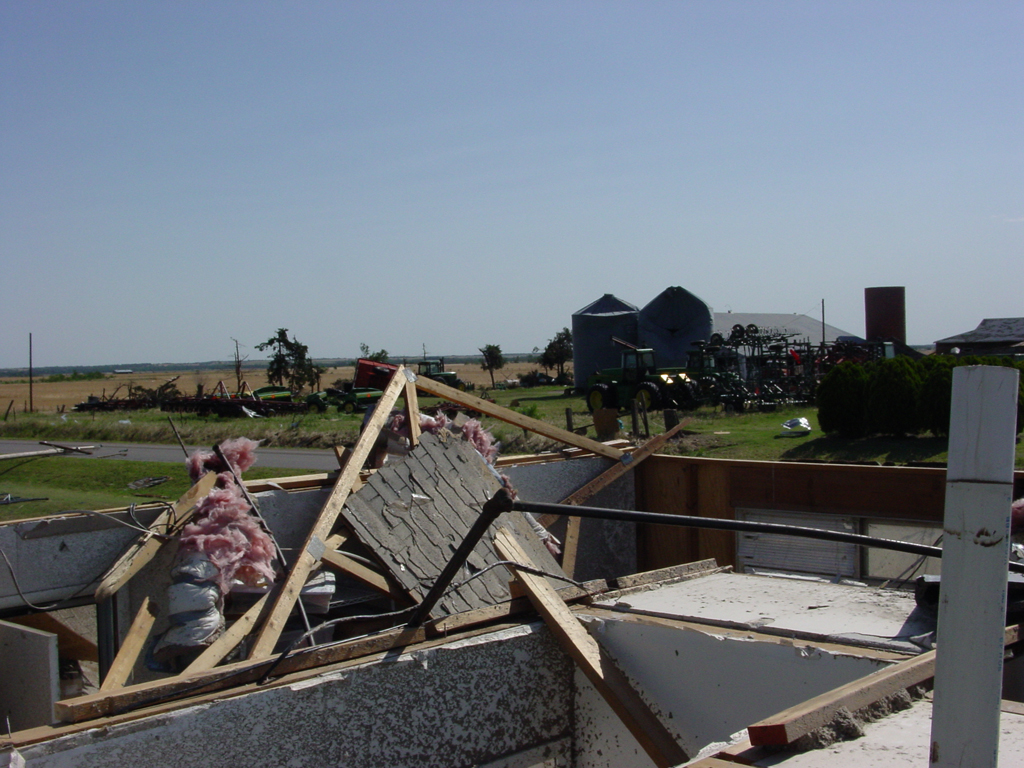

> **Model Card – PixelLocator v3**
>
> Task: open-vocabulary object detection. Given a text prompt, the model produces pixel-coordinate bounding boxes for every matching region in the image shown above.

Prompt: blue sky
[2,1,1021,368]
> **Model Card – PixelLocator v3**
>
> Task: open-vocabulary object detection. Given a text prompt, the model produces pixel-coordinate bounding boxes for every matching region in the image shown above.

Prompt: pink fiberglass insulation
[186,436,260,482]
[179,483,277,593]
[460,418,499,464]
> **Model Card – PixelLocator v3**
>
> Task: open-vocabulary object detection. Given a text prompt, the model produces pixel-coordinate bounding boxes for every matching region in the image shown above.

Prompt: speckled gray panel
[21,624,573,768]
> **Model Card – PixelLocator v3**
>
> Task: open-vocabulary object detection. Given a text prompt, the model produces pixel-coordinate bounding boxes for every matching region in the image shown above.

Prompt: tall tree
[539,327,573,378]
[479,344,505,388]
[255,329,324,393]
[359,343,390,363]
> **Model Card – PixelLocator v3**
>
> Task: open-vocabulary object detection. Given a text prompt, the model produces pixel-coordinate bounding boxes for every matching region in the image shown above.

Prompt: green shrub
[816,361,869,437]
[867,357,923,436]
[918,356,955,436]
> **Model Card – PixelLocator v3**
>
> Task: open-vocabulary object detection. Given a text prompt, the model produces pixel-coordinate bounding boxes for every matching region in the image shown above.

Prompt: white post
[930,365,1019,767]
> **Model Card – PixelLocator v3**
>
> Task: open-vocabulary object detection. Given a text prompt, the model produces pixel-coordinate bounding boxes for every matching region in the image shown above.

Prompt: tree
[255,329,325,394]
[539,327,573,378]
[359,343,389,363]
[479,344,504,388]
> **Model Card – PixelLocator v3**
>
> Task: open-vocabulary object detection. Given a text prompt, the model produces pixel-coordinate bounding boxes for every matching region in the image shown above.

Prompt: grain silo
[638,286,713,367]
[571,294,640,388]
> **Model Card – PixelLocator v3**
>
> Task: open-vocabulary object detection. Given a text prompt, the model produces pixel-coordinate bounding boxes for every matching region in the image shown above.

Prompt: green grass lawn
[2,384,1021,522]
[0,456,320,522]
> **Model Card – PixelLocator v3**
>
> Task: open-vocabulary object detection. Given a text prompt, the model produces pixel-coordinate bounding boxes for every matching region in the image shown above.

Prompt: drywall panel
[0,511,160,611]
[0,620,60,731]
[572,618,894,766]
[17,624,573,768]
[602,572,932,652]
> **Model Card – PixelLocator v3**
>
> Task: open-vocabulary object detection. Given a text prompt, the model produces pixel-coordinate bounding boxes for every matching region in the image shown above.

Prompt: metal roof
[712,313,858,345]
[934,317,1024,345]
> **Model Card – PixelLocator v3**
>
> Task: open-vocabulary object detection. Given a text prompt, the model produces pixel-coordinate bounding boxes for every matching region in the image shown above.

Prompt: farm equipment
[354,357,466,392]
[305,386,383,414]
[585,340,700,412]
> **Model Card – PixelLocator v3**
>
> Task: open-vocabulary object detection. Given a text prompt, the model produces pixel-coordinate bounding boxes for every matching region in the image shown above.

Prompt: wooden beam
[494,526,689,768]
[48,560,720,726]
[99,597,157,691]
[183,591,274,675]
[560,517,581,578]
[247,368,409,660]
[320,548,413,604]
[333,445,349,469]
[747,623,1022,746]
[403,374,421,448]
[411,375,625,460]
[94,472,218,601]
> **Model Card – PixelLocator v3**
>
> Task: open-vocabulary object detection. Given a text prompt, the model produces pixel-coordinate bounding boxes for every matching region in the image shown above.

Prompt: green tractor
[584,343,698,413]
[416,359,467,391]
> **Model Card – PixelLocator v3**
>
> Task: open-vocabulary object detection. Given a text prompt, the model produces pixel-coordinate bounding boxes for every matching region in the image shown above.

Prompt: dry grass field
[0,361,553,415]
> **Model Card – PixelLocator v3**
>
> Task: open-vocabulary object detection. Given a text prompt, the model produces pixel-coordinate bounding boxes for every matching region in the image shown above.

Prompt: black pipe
[407,487,515,626]
[512,500,1024,575]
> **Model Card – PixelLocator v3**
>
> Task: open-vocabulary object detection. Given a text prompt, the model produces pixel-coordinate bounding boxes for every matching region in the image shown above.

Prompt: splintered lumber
[94,472,218,601]
[48,561,716,728]
[247,368,408,660]
[410,375,625,461]
[494,526,689,768]
[100,597,157,691]
[747,623,1022,746]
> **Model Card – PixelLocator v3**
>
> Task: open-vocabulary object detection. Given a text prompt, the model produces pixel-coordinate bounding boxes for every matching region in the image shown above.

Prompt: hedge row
[817,355,1024,438]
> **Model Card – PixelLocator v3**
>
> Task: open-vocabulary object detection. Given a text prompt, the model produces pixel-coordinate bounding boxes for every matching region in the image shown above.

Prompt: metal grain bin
[638,286,713,368]
[571,294,640,388]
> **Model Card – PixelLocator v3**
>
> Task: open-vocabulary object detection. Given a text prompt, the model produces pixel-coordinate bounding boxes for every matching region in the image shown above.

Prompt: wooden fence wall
[634,456,1024,572]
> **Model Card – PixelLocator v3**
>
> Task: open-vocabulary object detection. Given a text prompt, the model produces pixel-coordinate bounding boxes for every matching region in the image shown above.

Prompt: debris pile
[152,438,276,665]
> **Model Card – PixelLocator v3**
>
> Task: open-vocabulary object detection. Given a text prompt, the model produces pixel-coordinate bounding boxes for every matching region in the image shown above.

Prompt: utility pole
[28,332,33,413]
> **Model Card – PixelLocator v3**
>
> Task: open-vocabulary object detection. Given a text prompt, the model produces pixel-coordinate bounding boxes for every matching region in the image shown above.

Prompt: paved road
[0,438,338,472]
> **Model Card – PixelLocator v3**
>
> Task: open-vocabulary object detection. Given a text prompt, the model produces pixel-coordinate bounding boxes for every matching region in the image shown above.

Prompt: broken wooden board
[494,526,689,768]
[410,375,626,460]
[247,367,409,659]
[94,472,218,601]
[339,431,564,618]
[746,622,1022,746]
[47,561,719,727]
[100,597,157,691]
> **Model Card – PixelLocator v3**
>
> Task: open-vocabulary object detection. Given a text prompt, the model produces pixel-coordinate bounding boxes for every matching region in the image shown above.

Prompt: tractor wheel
[634,381,661,411]
[586,383,615,412]
[342,401,357,414]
